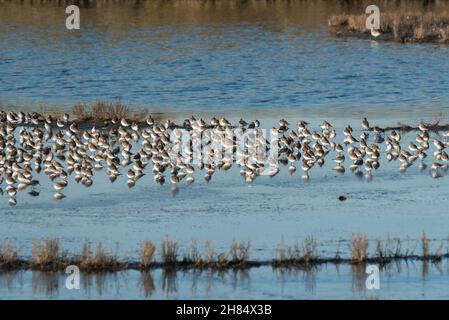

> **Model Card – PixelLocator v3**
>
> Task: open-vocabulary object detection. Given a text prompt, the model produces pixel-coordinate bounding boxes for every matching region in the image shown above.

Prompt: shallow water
[1,2,449,120]
[2,1,449,299]
[1,261,449,299]
[1,128,449,261]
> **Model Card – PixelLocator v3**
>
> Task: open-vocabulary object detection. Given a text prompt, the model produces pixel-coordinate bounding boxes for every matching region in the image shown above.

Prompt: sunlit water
[1,2,449,119]
[2,1,449,299]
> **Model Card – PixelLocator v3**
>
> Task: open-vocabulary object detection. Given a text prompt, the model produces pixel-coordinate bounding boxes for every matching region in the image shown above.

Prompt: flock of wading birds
[1,111,449,206]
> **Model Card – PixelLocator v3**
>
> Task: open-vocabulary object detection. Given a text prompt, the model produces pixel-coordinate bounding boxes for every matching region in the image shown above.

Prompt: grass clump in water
[31,239,66,269]
[0,243,21,269]
[72,101,130,122]
[79,242,122,272]
[182,240,202,268]
[350,234,368,263]
[3,234,449,272]
[161,238,178,267]
[230,240,250,267]
[375,237,402,263]
[139,241,156,269]
[273,236,317,268]
[204,241,228,269]
[181,240,249,270]
[433,240,445,262]
[421,232,430,259]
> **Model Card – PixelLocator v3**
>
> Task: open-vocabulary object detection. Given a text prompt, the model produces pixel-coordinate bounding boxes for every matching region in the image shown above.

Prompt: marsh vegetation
[329,12,449,43]
[1,234,449,272]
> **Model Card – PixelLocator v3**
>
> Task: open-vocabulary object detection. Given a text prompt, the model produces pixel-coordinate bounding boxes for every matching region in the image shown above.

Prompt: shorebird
[333,155,345,165]
[430,162,443,171]
[53,192,66,200]
[370,28,381,38]
[418,122,429,132]
[434,139,445,150]
[8,198,17,206]
[320,120,332,131]
[186,176,195,185]
[121,118,131,127]
[288,165,296,174]
[4,112,449,205]
[362,118,370,130]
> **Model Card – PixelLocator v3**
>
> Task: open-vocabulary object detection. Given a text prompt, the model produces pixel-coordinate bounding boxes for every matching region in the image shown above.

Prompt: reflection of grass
[139,271,155,297]
[31,271,59,296]
[329,12,449,43]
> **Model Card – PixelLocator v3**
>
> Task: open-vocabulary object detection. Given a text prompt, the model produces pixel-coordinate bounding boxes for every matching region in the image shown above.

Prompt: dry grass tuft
[421,232,430,259]
[38,107,62,122]
[204,241,228,268]
[433,240,445,261]
[375,240,386,261]
[31,239,65,268]
[181,241,231,269]
[273,236,317,267]
[0,243,20,269]
[80,242,93,266]
[108,101,129,120]
[79,242,121,271]
[91,101,109,121]
[392,238,402,258]
[274,243,290,265]
[301,236,317,263]
[139,241,156,269]
[182,240,202,267]
[351,234,368,263]
[3,234,449,272]
[70,100,131,123]
[209,241,228,268]
[374,237,401,262]
[230,240,250,265]
[161,239,178,266]
[72,103,89,121]
[94,244,114,266]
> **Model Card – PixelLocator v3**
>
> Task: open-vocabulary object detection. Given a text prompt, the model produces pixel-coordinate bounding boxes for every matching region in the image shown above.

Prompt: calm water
[2,1,449,299]
[1,262,449,299]
[1,2,449,119]
[2,129,449,260]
